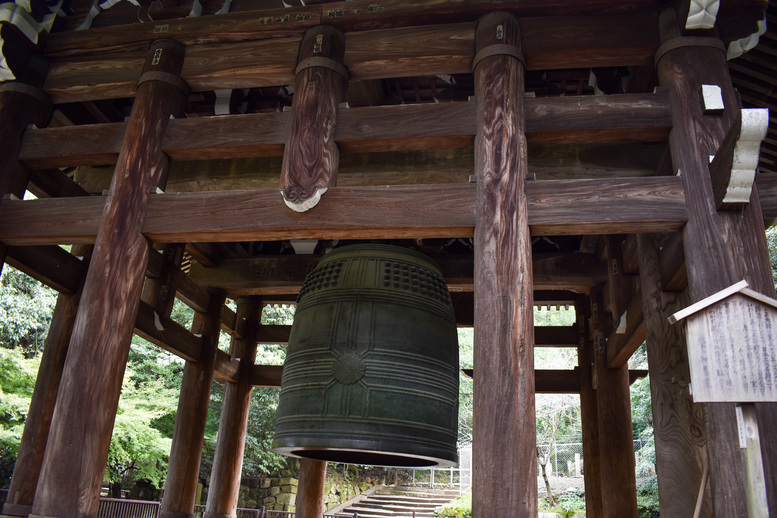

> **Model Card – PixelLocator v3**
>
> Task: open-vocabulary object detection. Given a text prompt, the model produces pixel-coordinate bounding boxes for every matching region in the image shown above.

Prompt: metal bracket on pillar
[710,108,769,210]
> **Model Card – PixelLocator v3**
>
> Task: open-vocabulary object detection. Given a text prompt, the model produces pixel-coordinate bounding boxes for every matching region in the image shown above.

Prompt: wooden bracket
[710,108,769,210]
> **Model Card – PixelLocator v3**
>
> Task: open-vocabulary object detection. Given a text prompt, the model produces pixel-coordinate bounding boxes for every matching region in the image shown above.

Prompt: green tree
[0,348,40,486]
[0,267,57,357]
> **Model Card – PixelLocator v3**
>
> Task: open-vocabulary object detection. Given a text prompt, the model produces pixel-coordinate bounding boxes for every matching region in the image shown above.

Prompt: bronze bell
[272,244,459,467]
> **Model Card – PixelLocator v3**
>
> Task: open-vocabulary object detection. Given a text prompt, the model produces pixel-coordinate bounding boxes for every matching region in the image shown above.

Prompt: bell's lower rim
[272,444,458,468]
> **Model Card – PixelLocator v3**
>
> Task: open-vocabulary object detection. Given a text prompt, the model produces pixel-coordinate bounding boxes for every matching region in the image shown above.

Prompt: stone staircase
[330,485,460,518]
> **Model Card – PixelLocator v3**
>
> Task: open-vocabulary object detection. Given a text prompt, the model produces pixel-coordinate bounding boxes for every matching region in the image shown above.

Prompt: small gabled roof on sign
[668,280,777,325]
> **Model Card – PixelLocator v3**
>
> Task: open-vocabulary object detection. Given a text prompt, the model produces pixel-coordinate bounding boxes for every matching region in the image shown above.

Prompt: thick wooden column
[591,289,637,518]
[575,297,603,518]
[279,25,347,212]
[2,248,89,518]
[0,82,51,273]
[204,298,261,518]
[656,11,777,513]
[161,292,225,518]
[29,39,188,518]
[294,459,327,518]
[472,12,535,518]
[637,233,710,516]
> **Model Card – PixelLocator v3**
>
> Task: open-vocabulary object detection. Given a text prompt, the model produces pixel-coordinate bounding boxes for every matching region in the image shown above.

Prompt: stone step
[335,485,459,518]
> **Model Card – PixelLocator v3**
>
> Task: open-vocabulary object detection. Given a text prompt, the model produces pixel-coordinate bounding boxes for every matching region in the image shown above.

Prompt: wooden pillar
[295,459,327,518]
[204,298,261,518]
[0,81,51,273]
[2,248,90,518]
[161,292,225,518]
[279,25,347,212]
[576,297,603,518]
[472,12,535,518]
[29,39,188,518]
[590,289,637,518]
[637,233,710,516]
[656,9,777,513]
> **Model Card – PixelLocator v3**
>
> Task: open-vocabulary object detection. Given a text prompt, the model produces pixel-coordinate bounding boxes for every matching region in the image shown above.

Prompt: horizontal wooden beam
[45,0,667,59]
[19,92,671,169]
[188,253,605,296]
[5,245,83,294]
[135,301,202,363]
[0,179,687,244]
[214,350,239,383]
[42,14,658,103]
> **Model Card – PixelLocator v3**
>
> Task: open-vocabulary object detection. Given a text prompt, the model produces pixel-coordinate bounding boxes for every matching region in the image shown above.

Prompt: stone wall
[237,470,387,513]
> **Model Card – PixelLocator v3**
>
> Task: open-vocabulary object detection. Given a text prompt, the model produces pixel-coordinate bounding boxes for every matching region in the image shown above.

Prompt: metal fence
[536,438,654,479]
[97,498,160,518]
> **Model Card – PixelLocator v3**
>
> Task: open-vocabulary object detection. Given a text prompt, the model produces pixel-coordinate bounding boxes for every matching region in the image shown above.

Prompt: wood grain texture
[0,178,689,245]
[1,249,86,517]
[295,459,327,518]
[135,301,202,362]
[162,292,225,518]
[40,14,659,104]
[576,298,603,518]
[657,19,777,513]
[636,233,710,517]
[606,289,646,368]
[471,13,535,518]
[280,25,347,211]
[29,40,189,518]
[5,246,84,295]
[0,83,51,273]
[18,93,670,169]
[187,253,604,297]
[590,290,638,518]
[204,299,260,518]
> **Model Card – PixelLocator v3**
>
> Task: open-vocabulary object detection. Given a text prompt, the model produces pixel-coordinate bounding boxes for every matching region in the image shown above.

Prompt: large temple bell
[272,244,460,467]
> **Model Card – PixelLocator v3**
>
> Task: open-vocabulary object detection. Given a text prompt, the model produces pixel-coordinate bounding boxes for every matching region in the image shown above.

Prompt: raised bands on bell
[272,244,460,468]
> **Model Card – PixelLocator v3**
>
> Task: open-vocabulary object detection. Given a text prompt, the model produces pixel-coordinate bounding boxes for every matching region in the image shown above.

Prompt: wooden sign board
[669,280,777,403]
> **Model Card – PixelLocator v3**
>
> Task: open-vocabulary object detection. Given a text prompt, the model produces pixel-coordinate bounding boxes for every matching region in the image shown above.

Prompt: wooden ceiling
[2,0,774,312]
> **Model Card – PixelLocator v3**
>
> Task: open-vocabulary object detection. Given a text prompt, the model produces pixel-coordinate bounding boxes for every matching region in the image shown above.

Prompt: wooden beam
[162,291,225,518]
[576,297,603,518]
[590,289,638,517]
[42,15,658,103]
[280,25,347,212]
[658,231,686,292]
[656,14,777,512]
[205,298,260,517]
[472,13,535,518]
[18,93,671,169]
[135,301,202,363]
[5,245,84,294]
[0,247,86,518]
[637,233,710,516]
[250,364,283,388]
[187,253,604,296]
[606,288,646,368]
[214,350,240,384]
[0,178,688,245]
[0,82,52,275]
[44,0,668,59]
[30,41,190,518]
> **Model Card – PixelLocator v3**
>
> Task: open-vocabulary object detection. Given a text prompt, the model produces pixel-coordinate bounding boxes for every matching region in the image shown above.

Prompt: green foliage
[0,348,40,486]
[637,476,660,518]
[434,492,471,518]
[106,362,179,489]
[0,267,57,357]
[767,226,777,288]
[539,491,585,518]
